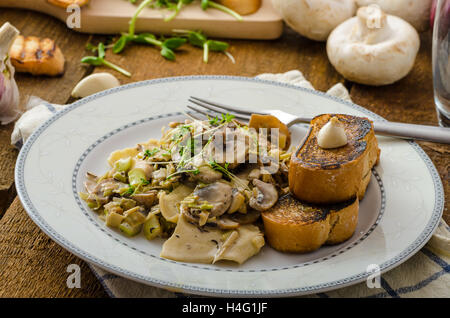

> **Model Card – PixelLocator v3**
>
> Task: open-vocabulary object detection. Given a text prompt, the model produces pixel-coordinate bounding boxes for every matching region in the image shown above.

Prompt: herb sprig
[115,0,187,59]
[154,0,194,22]
[173,29,233,63]
[200,0,243,21]
[81,43,131,77]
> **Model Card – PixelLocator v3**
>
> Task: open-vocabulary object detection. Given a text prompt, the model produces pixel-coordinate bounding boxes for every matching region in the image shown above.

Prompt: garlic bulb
[317,117,348,149]
[0,22,20,125]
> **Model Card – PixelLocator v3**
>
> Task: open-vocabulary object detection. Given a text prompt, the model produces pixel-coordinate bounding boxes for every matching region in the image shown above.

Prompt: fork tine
[186,110,204,121]
[187,105,250,122]
[190,96,258,116]
[188,98,251,121]
[187,105,215,119]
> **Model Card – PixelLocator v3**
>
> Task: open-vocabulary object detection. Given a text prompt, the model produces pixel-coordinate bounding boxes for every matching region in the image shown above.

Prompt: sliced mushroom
[152,168,167,181]
[226,129,250,169]
[194,182,233,217]
[84,172,99,194]
[160,185,194,223]
[248,168,261,181]
[134,160,154,179]
[249,179,278,211]
[216,217,240,230]
[132,190,158,208]
[191,165,222,184]
[227,189,246,214]
[84,173,126,204]
[229,209,261,225]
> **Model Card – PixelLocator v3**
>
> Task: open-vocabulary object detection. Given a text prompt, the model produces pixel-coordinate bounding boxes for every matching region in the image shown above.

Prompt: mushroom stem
[354,5,390,44]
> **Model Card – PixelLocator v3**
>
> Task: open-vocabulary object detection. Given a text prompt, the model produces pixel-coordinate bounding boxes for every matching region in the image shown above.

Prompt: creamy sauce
[160,214,265,264]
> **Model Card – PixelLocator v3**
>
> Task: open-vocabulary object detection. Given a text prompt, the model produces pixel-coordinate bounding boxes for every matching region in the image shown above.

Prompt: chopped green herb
[124,185,136,196]
[208,112,235,126]
[144,148,160,159]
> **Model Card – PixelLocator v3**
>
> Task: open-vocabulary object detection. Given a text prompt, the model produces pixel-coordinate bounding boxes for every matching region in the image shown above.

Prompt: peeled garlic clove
[317,117,348,149]
[71,73,120,98]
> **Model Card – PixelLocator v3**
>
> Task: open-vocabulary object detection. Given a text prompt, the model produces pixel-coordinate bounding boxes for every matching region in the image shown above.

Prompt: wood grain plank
[0,198,107,298]
[92,28,344,92]
[0,9,94,218]
[0,8,107,297]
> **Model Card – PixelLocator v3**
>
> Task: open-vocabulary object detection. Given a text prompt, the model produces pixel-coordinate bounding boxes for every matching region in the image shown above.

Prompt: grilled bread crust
[262,195,358,253]
[47,0,90,8]
[289,114,380,204]
[9,36,65,76]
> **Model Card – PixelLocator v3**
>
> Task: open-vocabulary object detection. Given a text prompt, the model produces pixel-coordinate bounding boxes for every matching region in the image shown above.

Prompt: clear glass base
[437,109,450,127]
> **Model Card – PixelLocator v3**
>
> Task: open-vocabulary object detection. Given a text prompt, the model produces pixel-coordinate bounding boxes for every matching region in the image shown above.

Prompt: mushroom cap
[356,0,432,32]
[327,6,420,86]
[272,0,357,41]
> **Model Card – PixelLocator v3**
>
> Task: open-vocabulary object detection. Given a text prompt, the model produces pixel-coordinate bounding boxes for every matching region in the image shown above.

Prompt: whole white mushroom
[271,0,357,41]
[327,5,420,86]
[356,0,432,32]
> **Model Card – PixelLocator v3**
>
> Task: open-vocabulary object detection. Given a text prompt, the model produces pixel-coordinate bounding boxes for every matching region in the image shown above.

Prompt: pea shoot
[200,0,243,21]
[115,0,187,60]
[153,0,194,22]
[81,42,131,77]
[173,29,234,63]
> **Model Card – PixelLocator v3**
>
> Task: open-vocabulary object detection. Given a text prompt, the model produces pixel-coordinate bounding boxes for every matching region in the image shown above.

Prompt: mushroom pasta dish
[80,113,292,265]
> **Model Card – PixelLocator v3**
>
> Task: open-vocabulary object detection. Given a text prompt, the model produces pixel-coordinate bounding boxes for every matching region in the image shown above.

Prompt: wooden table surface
[0,8,448,298]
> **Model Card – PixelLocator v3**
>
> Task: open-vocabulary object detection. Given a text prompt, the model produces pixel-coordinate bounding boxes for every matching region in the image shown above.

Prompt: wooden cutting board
[0,0,283,39]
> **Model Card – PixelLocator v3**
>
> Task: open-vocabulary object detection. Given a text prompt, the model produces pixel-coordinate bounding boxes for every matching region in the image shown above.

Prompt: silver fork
[187,96,450,144]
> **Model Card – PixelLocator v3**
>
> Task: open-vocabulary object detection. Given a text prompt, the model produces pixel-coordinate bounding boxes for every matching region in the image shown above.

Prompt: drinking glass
[433,0,450,127]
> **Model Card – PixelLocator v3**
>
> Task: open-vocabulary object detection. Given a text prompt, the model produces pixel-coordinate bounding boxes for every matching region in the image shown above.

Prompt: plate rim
[15,75,445,297]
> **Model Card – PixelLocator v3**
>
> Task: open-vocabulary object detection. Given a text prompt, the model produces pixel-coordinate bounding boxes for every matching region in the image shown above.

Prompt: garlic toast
[9,36,65,76]
[289,114,380,204]
[262,194,358,253]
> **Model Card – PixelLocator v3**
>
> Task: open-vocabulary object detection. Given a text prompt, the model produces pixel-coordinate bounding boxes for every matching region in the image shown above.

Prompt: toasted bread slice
[289,114,380,204]
[216,0,262,15]
[262,194,358,253]
[9,36,65,76]
[47,0,90,8]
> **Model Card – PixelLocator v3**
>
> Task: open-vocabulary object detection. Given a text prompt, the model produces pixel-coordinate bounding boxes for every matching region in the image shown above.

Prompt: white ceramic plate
[15,76,444,297]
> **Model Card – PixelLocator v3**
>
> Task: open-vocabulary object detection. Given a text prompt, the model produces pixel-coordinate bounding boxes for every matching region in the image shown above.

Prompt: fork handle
[373,121,450,144]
